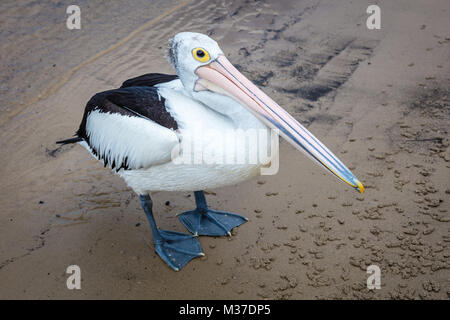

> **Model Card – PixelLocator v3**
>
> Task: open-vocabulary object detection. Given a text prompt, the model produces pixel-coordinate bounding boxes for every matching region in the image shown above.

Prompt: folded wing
[77,81,180,171]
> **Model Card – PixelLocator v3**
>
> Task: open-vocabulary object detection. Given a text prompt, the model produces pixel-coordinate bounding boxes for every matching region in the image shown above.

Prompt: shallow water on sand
[0,0,178,124]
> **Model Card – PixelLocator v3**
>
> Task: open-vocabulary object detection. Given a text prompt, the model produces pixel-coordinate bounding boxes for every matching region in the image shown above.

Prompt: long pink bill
[195,55,364,193]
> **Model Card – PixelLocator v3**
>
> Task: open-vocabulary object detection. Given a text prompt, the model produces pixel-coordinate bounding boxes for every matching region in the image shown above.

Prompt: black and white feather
[59,73,180,171]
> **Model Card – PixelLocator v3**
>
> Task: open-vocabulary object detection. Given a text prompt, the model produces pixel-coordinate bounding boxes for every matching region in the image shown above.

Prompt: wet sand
[0,0,449,299]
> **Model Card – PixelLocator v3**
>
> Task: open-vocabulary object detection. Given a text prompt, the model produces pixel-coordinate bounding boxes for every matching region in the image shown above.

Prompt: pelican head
[168,32,364,193]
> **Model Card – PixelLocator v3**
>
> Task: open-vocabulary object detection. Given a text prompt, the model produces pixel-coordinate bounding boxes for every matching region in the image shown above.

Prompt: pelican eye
[192,47,210,63]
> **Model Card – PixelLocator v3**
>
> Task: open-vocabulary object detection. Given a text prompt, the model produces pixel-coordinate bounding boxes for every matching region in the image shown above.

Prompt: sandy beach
[0,0,449,299]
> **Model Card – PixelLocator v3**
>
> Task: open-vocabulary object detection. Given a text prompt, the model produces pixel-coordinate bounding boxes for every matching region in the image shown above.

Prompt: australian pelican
[57,32,364,271]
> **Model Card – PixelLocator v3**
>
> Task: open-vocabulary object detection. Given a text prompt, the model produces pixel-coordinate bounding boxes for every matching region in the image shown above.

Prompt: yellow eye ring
[192,47,210,63]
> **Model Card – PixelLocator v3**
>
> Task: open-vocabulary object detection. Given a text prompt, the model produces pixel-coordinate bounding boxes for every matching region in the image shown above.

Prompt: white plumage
[84,109,179,170]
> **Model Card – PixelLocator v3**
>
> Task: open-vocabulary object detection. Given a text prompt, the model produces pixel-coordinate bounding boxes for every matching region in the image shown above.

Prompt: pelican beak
[195,55,364,193]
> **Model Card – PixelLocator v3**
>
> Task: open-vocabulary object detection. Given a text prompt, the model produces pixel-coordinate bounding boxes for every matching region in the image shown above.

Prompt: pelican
[57,32,364,271]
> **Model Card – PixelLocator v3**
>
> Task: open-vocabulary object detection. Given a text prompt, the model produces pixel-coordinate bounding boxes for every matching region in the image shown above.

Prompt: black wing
[57,73,180,171]
[77,86,179,139]
[120,73,178,88]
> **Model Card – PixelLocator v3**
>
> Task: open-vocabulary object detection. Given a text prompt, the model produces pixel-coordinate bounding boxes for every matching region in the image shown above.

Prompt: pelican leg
[178,191,248,236]
[139,194,203,271]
